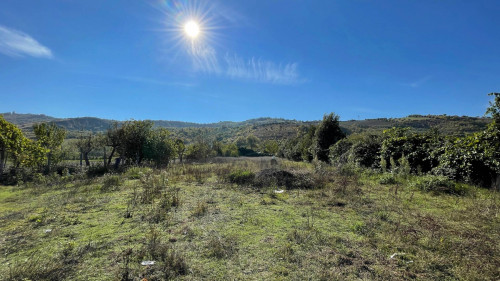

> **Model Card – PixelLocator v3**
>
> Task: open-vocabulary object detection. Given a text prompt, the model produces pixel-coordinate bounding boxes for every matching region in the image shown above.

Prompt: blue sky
[0,0,499,123]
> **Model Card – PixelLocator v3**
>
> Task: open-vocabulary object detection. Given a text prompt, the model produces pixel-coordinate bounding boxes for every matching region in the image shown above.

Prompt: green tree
[119,120,153,165]
[262,140,279,155]
[75,133,99,167]
[1,116,47,179]
[105,122,124,166]
[174,139,186,163]
[33,122,66,171]
[143,128,175,167]
[298,125,316,162]
[485,92,500,124]
[222,143,239,157]
[235,136,247,148]
[246,135,261,151]
[313,113,345,162]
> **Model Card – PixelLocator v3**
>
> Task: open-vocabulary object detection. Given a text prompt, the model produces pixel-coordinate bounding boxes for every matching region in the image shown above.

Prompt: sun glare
[184,21,200,38]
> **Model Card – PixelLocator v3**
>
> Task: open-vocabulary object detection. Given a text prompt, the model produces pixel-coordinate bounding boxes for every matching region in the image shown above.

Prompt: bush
[226,170,255,185]
[207,234,238,259]
[54,163,81,176]
[410,175,469,195]
[254,168,316,189]
[379,174,398,185]
[125,166,153,179]
[86,164,108,177]
[2,167,34,185]
[101,174,123,192]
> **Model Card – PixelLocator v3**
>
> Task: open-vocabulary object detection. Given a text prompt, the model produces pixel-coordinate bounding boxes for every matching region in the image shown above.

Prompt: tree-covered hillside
[1,113,491,141]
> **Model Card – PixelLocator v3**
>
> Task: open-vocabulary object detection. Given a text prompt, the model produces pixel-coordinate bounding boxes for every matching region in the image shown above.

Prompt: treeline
[2,93,498,188]
[0,116,281,183]
[278,93,500,188]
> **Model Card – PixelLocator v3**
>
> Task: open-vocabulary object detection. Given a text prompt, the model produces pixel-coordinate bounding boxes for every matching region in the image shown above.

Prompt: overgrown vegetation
[0,159,498,280]
[0,93,499,280]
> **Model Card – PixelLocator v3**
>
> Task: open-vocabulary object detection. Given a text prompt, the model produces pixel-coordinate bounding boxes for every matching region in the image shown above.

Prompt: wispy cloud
[189,44,221,74]
[224,54,301,85]
[188,46,303,85]
[0,25,53,58]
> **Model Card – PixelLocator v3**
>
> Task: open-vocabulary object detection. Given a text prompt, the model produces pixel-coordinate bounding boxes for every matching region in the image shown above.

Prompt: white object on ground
[274,190,284,194]
[141,261,155,266]
[44,229,52,233]
[390,253,404,259]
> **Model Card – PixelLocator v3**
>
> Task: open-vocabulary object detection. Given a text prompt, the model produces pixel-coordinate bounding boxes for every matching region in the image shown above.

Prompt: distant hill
[341,115,491,136]
[1,112,491,140]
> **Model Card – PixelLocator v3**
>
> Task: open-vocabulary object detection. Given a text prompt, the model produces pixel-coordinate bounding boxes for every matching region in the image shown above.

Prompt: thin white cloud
[188,48,303,85]
[224,54,301,85]
[0,25,53,58]
[189,44,221,74]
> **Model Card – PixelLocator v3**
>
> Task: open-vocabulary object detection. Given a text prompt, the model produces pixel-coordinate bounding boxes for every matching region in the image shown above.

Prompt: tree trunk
[0,148,6,179]
[84,152,90,167]
[107,147,116,166]
[46,152,52,173]
[80,151,83,167]
[103,147,106,167]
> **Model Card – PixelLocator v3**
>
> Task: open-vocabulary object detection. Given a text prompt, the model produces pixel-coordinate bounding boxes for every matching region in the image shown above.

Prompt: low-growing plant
[410,175,470,195]
[226,169,255,185]
[191,201,208,217]
[86,164,108,177]
[379,173,398,185]
[207,233,238,259]
[101,173,123,192]
[125,166,153,180]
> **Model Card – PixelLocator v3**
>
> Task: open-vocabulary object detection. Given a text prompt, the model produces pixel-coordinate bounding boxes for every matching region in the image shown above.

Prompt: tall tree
[105,122,124,166]
[143,128,175,167]
[174,139,186,163]
[75,133,99,167]
[119,120,153,165]
[313,113,345,162]
[246,135,261,151]
[1,116,25,176]
[33,122,66,172]
[1,116,46,178]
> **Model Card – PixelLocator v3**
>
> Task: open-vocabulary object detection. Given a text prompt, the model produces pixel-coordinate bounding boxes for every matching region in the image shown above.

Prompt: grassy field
[0,158,498,280]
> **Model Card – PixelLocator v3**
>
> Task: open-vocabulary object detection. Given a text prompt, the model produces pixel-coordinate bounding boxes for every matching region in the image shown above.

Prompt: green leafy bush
[410,175,469,195]
[378,174,398,185]
[125,166,153,179]
[226,169,255,185]
[101,173,123,191]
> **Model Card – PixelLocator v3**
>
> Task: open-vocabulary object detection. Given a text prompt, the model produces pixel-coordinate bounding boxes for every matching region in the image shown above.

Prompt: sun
[184,21,200,38]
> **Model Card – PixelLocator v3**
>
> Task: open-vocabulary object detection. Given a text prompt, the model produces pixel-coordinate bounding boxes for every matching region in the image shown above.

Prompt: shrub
[101,174,123,192]
[191,201,208,217]
[226,170,255,185]
[125,166,153,180]
[410,175,469,195]
[379,174,398,185]
[86,164,108,177]
[207,233,238,259]
[254,168,316,189]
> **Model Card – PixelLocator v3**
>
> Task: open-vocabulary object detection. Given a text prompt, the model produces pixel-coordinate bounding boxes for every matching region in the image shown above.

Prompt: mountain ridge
[1,112,492,139]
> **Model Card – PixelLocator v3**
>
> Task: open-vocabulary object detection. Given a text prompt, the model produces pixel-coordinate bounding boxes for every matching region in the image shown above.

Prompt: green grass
[0,159,499,280]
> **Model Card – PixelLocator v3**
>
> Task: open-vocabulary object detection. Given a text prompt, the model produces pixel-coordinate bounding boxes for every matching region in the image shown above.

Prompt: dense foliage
[0,116,47,178]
